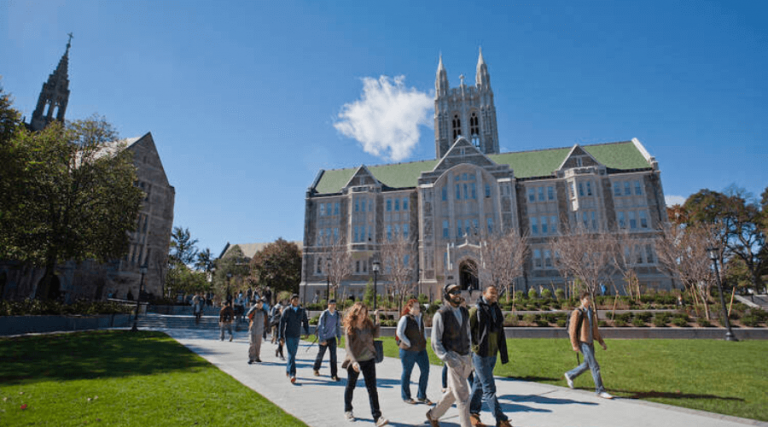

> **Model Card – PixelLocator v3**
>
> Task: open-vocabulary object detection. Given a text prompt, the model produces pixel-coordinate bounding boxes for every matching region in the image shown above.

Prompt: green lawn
[378,337,768,422]
[0,331,306,427]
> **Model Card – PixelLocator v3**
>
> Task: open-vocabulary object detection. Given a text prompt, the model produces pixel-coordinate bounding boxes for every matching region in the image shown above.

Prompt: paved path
[161,328,765,427]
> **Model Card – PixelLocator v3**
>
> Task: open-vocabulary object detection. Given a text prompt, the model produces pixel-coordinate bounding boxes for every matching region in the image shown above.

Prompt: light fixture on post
[131,263,149,332]
[372,260,381,310]
[326,259,332,303]
[706,246,738,342]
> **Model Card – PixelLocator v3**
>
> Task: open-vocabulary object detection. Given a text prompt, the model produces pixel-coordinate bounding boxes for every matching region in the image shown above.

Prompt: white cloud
[334,76,433,162]
[665,195,686,207]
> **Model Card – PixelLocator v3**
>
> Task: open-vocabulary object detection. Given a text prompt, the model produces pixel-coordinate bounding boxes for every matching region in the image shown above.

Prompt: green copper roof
[312,141,651,194]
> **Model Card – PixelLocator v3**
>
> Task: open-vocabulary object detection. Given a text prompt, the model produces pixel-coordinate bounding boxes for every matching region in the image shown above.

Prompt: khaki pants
[249,322,264,361]
[431,353,473,427]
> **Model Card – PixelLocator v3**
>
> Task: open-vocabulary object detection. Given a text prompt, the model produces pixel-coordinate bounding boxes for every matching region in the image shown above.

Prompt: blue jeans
[469,354,507,422]
[566,342,606,394]
[285,337,300,377]
[399,349,430,401]
[219,322,233,340]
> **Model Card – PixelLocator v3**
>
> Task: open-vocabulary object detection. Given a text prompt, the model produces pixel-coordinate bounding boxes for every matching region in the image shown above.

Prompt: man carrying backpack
[565,291,613,399]
[312,299,342,381]
[219,301,235,342]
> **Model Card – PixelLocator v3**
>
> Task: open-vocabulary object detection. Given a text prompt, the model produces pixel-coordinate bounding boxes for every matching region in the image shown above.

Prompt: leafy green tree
[195,247,214,272]
[0,114,144,299]
[213,245,250,301]
[250,238,302,295]
[165,262,210,297]
[169,226,198,266]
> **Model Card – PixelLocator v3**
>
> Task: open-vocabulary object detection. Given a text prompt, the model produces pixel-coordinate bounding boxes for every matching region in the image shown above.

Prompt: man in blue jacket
[279,294,309,384]
[312,299,342,381]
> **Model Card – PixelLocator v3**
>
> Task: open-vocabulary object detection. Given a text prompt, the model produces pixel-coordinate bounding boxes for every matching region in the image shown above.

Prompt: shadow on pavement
[610,389,745,402]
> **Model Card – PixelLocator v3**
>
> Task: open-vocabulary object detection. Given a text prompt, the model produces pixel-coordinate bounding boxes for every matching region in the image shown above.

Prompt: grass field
[376,336,768,422]
[0,331,307,427]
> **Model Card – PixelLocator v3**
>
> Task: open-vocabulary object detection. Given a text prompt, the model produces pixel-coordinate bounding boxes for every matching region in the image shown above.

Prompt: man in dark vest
[469,285,511,427]
[426,283,473,427]
[279,294,309,384]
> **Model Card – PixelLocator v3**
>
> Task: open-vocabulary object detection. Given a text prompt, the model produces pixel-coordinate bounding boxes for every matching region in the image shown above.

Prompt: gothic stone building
[0,38,175,302]
[301,51,672,301]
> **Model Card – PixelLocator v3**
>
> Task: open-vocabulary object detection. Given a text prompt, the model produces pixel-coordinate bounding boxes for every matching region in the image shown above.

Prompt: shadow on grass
[0,330,209,386]
[611,388,745,402]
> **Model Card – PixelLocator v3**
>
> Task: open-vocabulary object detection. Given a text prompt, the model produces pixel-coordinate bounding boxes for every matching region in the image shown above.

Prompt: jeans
[313,337,338,377]
[566,342,606,394]
[285,337,300,377]
[400,349,430,401]
[219,322,233,340]
[469,354,507,422]
[345,358,381,421]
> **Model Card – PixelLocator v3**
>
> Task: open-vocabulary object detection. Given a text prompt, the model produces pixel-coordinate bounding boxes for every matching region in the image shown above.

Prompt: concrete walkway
[161,328,766,427]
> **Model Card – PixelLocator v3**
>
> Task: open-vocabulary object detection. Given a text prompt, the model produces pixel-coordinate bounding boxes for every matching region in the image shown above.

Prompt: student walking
[313,299,342,381]
[341,302,388,426]
[247,298,268,364]
[397,298,432,405]
[468,285,511,427]
[564,291,613,399]
[426,284,473,427]
[279,294,309,383]
[219,301,235,342]
[270,301,283,344]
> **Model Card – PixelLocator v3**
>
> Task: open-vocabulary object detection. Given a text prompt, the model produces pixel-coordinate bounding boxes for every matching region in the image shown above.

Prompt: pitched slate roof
[312,140,652,195]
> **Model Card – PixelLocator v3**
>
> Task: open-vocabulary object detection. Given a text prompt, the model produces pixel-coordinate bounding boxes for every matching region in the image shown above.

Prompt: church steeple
[30,34,72,132]
[435,54,449,96]
[475,47,491,89]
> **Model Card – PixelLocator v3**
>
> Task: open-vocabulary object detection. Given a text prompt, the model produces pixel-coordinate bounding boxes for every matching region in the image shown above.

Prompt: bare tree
[470,228,528,303]
[608,230,646,302]
[656,222,719,320]
[379,231,417,309]
[549,225,614,303]
[323,234,352,300]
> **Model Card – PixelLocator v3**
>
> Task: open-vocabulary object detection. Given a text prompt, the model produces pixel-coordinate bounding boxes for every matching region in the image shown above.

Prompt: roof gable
[556,144,604,171]
[432,137,496,173]
[344,165,380,188]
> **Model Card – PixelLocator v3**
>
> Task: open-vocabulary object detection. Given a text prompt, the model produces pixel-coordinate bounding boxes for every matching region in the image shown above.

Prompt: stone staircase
[134,313,252,331]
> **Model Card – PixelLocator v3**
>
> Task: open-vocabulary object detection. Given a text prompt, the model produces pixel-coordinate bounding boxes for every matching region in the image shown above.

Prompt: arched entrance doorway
[459,260,479,292]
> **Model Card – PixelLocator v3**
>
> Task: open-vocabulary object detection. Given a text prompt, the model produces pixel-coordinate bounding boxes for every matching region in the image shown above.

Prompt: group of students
[236,284,611,427]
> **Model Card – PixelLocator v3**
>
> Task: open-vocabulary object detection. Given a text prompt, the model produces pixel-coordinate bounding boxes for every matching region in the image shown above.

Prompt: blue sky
[2,0,766,256]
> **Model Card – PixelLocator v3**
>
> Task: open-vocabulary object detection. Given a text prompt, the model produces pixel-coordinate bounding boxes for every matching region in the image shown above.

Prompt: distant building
[0,37,175,302]
[300,51,671,302]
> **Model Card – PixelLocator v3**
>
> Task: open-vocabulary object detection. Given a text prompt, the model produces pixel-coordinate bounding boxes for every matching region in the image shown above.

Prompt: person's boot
[425,409,440,427]
[496,420,513,427]
[470,413,487,427]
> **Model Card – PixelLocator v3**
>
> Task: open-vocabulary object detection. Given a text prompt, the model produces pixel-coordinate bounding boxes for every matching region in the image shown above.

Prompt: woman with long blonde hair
[341,302,388,426]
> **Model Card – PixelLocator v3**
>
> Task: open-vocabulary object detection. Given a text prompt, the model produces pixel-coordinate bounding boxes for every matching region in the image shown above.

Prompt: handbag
[373,340,384,364]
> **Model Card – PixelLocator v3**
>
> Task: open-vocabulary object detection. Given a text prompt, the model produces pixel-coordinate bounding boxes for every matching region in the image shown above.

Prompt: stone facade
[301,52,672,301]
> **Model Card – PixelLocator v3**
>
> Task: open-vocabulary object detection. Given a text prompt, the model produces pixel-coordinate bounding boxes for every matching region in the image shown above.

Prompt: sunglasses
[448,289,461,295]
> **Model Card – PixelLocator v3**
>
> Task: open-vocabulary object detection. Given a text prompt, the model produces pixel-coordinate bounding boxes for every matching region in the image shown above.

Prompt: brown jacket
[341,323,380,368]
[568,307,604,349]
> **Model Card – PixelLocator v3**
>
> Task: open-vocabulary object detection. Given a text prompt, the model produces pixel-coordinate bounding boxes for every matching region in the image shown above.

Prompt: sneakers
[247,360,253,365]
[426,409,440,427]
[403,398,416,405]
[345,411,354,422]
[564,372,574,389]
[470,413,486,427]
[598,391,614,399]
[314,370,320,377]
[255,358,262,363]
[375,416,389,426]
[290,376,296,384]
[416,397,433,405]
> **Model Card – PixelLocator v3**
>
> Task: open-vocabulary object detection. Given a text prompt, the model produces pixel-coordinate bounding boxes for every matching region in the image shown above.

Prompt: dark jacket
[438,305,470,356]
[398,314,427,352]
[219,306,234,323]
[279,305,309,339]
[470,297,509,364]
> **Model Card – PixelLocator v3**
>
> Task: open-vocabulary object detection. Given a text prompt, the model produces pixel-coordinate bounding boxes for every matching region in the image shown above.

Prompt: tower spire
[435,54,449,95]
[30,35,72,131]
[476,46,490,88]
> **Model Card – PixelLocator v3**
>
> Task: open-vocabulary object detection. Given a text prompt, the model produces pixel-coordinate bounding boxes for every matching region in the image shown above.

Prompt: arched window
[470,112,479,136]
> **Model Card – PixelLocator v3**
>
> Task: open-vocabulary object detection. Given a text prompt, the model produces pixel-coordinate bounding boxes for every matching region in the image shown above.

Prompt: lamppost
[226,272,233,304]
[372,260,380,310]
[131,263,149,332]
[707,247,738,342]
[325,259,332,302]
